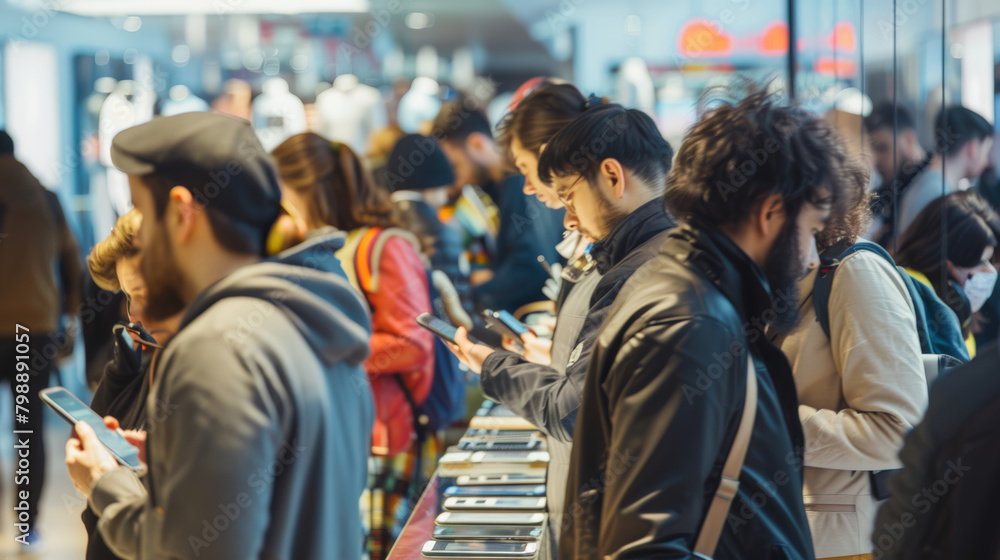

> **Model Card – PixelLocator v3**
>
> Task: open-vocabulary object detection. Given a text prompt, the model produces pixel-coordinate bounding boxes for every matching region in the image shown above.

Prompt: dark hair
[537,104,673,193]
[0,130,13,155]
[496,83,588,171]
[935,105,993,157]
[816,157,875,251]
[895,191,999,274]
[431,101,494,144]
[865,103,915,134]
[271,132,399,231]
[145,172,262,255]
[665,82,849,228]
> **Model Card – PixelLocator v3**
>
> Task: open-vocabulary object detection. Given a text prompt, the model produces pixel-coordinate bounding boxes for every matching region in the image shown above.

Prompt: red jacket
[356,233,435,456]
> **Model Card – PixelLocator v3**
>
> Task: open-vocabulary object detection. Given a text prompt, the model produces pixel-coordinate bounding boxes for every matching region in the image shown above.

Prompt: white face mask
[963,265,998,313]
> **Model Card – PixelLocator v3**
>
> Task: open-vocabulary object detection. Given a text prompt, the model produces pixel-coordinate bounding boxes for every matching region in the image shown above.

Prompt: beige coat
[779,250,927,558]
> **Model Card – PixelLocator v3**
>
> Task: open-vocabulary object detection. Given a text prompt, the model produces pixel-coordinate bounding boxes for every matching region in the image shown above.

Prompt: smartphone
[458,438,543,452]
[39,387,143,471]
[432,524,543,541]
[435,511,546,526]
[464,429,542,441]
[443,497,547,511]
[468,416,538,431]
[456,473,547,486]
[471,450,550,464]
[481,310,527,353]
[495,310,531,338]
[416,313,459,344]
[417,313,489,348]
[421,540,538,557]
[443,484,547,498]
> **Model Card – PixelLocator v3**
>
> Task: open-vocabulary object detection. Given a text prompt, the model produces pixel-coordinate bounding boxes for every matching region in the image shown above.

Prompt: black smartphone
[40,387,144,471]
[417,313,492,348]
[458,438,543,451]
[432,524,543,541]
[416,313,459,344]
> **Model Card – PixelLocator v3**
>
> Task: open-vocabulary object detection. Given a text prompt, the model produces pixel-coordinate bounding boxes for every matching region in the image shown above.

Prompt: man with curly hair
[560,84,855,559]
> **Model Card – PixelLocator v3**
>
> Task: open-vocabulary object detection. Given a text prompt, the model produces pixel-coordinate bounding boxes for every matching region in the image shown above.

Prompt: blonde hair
[88,209,141,292]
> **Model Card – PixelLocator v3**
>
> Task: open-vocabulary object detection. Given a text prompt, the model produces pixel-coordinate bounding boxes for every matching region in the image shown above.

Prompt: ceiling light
[122,16,142,32]
[56,0,370,16]
[405,12,433,30]
[172,45,191,65]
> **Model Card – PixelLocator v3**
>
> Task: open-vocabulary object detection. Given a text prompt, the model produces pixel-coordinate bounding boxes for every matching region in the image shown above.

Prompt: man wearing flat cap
[63,112,375,559]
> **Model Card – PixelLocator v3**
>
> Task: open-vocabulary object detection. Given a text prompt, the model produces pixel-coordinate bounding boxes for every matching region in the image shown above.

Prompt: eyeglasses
[557,175,586,211]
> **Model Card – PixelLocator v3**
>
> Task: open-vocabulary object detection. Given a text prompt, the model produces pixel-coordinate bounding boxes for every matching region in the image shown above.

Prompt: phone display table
[387,402,553,559]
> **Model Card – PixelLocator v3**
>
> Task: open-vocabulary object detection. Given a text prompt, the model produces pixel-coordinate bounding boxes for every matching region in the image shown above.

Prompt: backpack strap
[813,240,897,340]
[693,353,758,559]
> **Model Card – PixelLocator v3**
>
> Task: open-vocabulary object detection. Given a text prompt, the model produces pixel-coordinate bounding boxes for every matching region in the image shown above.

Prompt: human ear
[757,193,785,238]
[601,159,625,199]
[168,186,198,243]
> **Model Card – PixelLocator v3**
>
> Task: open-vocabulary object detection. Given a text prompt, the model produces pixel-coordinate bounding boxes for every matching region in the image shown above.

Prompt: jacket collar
[667,219,806,454]
[667,220,775,325]
[590,199,675,274]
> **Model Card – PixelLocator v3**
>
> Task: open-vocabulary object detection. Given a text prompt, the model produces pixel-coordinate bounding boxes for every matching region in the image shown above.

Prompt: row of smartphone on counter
[421,402,550,558]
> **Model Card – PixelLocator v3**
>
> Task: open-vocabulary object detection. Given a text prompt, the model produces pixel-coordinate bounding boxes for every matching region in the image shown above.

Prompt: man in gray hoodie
[64,112,374,559]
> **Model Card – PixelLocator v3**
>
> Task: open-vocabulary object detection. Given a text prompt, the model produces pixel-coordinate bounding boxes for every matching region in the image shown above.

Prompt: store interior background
[0,0,998,556]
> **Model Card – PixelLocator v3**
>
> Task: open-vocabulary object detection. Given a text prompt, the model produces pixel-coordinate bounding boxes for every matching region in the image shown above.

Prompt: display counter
[387,402,553,560]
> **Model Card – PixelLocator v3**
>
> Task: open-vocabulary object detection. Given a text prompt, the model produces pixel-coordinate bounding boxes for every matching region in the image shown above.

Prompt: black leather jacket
[559,221,815,560]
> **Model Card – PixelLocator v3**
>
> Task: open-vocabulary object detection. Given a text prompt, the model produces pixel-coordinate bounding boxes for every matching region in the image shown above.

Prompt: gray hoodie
[89,233,374,559]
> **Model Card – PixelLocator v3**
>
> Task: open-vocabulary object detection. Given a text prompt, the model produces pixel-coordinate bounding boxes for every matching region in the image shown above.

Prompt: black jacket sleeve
[478,274,616,442]
[594,316,744,559]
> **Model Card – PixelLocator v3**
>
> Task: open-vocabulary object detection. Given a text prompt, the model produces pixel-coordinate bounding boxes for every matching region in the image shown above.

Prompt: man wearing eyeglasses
[447,104,675,550]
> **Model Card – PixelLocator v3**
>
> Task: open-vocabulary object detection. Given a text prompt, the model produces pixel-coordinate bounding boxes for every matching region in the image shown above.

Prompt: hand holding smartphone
[41,387,144,471]
[481,310,530,355]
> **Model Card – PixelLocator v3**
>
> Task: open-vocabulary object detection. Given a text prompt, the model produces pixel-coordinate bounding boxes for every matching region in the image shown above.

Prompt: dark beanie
[385,134,455,192]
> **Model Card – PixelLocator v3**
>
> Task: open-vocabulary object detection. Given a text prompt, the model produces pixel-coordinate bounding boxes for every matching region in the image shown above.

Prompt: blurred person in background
[448,104,676,551]
[896,106,993,235]
[894,191,999,358]
[972,138,1000,348]
[367,124,407,193]
[0,129,81,549]
[271,132,435,558]
[561,85,850,559]
[865,103,929,248]
[64,113,374,559]
[432,102,565,314]
[210,78,253,121]
[82,208,184,560]
[384,133,473,322]
[774,158,927,560]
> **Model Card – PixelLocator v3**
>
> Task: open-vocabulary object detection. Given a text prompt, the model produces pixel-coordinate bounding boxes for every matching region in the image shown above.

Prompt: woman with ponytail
[271,133,435,559]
